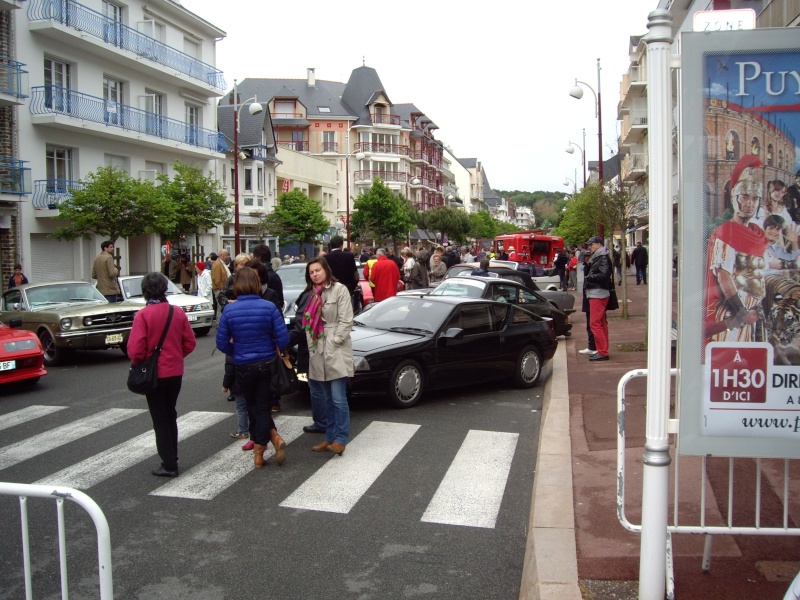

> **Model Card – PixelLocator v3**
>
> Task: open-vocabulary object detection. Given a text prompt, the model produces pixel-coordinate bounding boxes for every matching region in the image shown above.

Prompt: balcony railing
[30,86,227,152]
[27,0,225,91]
[0,158,31,194]
[622,153,648,180]
[0,57,28,98]
[409,175,442,191]
[353,170,408,183]
[321,142,338,153]
[370,113,401,126]
[271,112,305,119]
[277,141,308,152]
[354,142,409,156]
[32,178,85,209]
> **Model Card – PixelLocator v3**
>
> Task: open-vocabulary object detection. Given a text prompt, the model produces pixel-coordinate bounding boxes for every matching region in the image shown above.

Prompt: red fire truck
[493,232,565,276]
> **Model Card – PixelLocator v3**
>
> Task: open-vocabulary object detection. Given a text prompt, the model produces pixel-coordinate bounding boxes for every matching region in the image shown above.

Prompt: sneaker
[578,348,598,355]
[241,440,254,451]
[229,432,249,440]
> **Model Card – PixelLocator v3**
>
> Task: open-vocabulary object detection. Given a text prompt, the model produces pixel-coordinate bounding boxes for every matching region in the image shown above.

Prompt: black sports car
[350,295,557,408]
[428,276,572,337]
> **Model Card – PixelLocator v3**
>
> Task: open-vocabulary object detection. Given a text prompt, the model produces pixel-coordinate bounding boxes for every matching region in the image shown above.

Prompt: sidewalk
[522,274,800,600]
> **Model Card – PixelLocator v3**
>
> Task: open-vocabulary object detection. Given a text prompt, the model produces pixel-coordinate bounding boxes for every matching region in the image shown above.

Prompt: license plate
[0,360,15,371]
[105,333,124,344]
[188,315,198,322]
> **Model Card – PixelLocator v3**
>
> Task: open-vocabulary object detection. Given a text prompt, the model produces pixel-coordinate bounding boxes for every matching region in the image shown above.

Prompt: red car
[0,319,47,385]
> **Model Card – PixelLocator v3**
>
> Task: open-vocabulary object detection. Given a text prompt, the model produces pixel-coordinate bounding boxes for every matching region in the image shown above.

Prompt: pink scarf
[302,284,326,345]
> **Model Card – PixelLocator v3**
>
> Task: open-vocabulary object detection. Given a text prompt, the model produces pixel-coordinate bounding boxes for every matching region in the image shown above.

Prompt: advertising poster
[679,30,800,457]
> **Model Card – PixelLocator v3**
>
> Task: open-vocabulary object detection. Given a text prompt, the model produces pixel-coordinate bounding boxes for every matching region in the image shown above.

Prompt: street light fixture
[565,128,587,186]
[230,79,263,254]
[570,58,604,237]
[344,122,365,248]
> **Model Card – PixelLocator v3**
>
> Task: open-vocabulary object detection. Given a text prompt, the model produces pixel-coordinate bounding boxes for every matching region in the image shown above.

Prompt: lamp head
[563,179,570,187]
[238,151,247,160]
[565,146,575,155]
[354,152,365,161]
[248,102,263,116]
[569,86,584,100]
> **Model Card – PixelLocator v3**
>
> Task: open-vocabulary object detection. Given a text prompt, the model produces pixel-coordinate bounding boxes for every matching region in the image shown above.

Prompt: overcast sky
[181,0,658,194]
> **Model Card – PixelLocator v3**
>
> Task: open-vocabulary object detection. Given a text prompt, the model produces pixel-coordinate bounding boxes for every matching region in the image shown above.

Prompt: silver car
[118,275,214,337]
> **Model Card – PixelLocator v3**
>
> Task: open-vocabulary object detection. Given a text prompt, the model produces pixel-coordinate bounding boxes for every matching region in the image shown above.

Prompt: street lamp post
[565,127,587,187]
[343,122,365,248]
[570,58,604,236]
[230,79,263,254]
[563,177,577,195]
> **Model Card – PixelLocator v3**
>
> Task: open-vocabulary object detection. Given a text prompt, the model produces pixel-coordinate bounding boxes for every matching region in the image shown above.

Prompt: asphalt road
[0,334,546,599]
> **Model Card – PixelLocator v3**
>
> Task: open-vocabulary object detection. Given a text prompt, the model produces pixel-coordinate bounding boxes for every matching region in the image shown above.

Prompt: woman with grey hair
[128,272,196,477]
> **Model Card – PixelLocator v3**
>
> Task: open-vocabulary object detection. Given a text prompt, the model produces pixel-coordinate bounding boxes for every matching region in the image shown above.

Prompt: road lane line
[421,430,519,529]
[0,408,146,471]
[34,411,228,489]
[151,416,308,500]
[0,405,68,432]
[280,421,420,514]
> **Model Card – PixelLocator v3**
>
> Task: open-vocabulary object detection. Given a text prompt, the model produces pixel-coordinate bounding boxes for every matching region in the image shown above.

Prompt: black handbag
[127,305,174,395]
[607,289,620,311]
[271,344,299,396]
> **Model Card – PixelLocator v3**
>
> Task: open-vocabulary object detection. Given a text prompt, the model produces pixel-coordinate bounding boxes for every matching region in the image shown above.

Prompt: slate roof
[393,103,438,133]
[457,158,478,169]
[340,66,392,126]
[483,170,502,206]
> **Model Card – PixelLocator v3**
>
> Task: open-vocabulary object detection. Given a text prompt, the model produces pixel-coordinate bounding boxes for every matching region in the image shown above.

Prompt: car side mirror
[10,318,22,328]
[437,327,464,346]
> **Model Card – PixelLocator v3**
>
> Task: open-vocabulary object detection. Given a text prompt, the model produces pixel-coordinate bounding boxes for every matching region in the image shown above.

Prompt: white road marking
[0,405,68,432]
[0,408,146,471]
[421,429,519,529]
[280,421,420,514]
[151,416,308,500]
[34,411,228,489]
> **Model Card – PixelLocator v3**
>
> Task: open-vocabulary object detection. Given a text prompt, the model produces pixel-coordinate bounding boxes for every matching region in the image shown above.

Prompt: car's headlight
[198,303,212,311]
[61,318,73,330]
[353,356,370,372]
[3,340,37,352]
[83,316,93,326]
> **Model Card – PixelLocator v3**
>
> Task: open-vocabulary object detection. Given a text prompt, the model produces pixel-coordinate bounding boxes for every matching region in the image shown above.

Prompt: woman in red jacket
[128,272,196,477]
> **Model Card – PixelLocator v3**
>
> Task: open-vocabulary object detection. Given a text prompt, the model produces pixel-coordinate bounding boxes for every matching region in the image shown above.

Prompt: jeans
[309,379,331,431]
[235,360,276,445]
[234,393,248,435]
[584,305,596,351]
[636,265,647,284]
[104,294,118,303]
[146,376,182,471]
[588,297,610,356]
[309,377,349,444]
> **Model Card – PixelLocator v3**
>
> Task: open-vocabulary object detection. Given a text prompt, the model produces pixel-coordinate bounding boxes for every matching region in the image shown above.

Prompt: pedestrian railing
[0,482,113,599]
[616,369,800,600]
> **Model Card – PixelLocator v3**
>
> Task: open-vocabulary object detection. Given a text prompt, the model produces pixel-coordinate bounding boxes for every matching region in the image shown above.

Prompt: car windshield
[277,265,308,289]
[121,277,183,299]
[354,296,453,333]
[26,283,107,309]
[429,279,485,298]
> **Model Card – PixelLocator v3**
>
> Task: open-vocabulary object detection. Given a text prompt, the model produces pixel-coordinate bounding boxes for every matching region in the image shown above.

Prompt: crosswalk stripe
[151,416,308,500]
[34,411,229,489]
[0,408,146,471]
[421,430,519,529]
[0,405,68,432]
[280,421,420,514]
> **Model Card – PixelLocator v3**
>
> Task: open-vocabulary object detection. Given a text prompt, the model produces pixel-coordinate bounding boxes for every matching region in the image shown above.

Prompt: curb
[519,342,581,600]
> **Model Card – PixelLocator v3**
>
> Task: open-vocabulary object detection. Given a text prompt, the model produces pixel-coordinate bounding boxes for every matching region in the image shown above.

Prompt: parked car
[277,262,310,326]
[428,276,572,337]
[118,275,214,337]
[0,319,47,385]
[443,264,576,314]
[356,264,375,309]
[350,295,558,408]
[0,281,138,366]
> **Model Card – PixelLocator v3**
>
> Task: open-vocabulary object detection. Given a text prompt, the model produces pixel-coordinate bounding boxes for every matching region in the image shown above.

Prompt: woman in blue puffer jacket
[216,266,289,468]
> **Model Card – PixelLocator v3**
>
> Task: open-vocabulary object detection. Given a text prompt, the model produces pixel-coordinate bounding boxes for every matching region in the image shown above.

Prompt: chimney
[307,67,316,87]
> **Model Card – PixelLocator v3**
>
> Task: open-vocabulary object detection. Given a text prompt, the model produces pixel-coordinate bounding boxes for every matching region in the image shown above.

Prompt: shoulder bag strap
[154,305,174,352]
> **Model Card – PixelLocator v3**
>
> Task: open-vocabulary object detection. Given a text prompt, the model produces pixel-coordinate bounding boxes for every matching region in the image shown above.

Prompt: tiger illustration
[763,274,800,365]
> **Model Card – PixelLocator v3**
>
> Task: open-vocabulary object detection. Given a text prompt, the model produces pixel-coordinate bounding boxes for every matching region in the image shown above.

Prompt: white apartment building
[12,0,226,281]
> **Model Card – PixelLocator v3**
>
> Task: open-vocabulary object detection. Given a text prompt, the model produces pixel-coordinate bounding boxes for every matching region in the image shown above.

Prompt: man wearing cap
[705,155,768,342]
[584,236,613,361]
[507,245,518,262]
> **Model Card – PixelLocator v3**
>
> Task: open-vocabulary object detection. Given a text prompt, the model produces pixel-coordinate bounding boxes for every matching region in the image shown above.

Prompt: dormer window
[318,107,330,113]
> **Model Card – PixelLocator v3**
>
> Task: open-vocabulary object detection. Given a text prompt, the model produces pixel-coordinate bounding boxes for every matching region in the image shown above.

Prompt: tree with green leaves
[158,160,229,240]
[351,178,415,250]
[416,205,472,244]
[553,189,598,247]
[469,210,498,245]
[52,165,174,243]
[261,188,329,247]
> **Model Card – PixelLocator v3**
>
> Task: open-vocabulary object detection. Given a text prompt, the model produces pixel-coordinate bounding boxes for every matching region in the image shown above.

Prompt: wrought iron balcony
[0,57,28,100]
[354,142,410,156]
[32,178,85,209]
[370,113,401,126]
[353,170,408,183]
[30,86,227,153]
[277,141,308,152]
[0,158,31,195]
[321,142,338,153]
[27,0,225,91]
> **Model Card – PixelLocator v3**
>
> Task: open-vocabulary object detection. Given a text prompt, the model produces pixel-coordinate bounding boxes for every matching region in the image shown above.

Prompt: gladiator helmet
[730,154,763,218]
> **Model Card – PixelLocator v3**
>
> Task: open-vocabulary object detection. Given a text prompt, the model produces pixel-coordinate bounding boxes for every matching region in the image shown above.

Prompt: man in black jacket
[324,236,358,292]
[584,236,613,362]
[251,244,284,310]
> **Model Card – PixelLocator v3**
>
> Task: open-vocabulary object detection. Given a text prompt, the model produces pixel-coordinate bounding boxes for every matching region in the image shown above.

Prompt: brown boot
[253,443,267,468]
[270,428,286,465]
[311,441,330,452]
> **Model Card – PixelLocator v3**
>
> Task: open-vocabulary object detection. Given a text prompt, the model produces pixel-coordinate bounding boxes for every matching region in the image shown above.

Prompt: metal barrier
[0,482,113,599]
[616,369,800,599]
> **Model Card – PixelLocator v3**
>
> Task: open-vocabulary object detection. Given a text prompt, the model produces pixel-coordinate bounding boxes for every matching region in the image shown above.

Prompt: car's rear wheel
[387,359,424,408]
[194,326,211,337]
[513,346,542,388]
[39,330,65,367]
